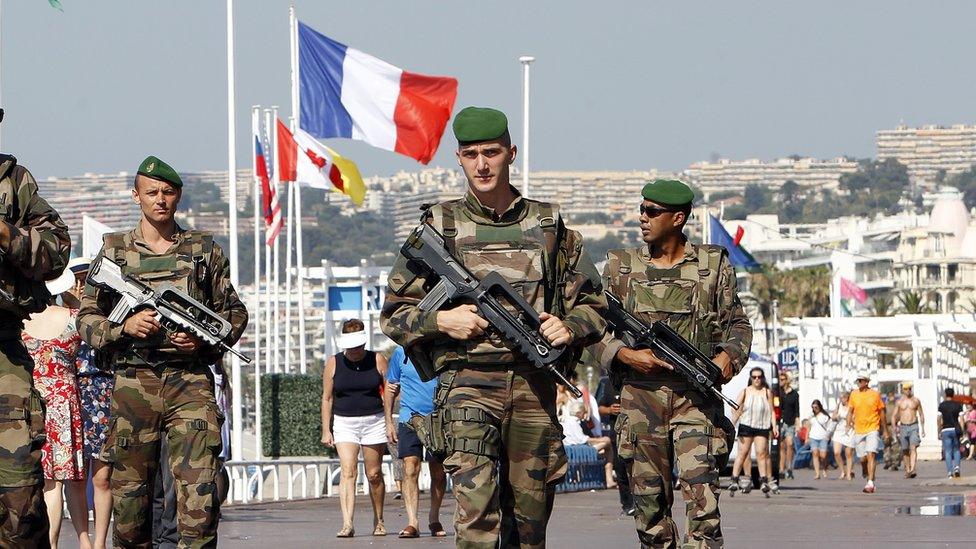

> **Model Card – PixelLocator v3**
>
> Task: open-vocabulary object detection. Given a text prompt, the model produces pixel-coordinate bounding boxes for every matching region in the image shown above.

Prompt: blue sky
[5,1,976,179]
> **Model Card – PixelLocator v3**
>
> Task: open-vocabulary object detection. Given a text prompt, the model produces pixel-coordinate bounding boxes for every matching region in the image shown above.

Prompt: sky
[5,1,976,180]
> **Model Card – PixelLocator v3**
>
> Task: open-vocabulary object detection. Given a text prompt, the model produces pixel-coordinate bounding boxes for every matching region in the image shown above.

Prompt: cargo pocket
[674,426,719,486]
[631,432,669,498]
[172,415,222,539]
[615,413,634,461]
[445,407,500,459]
[545,427,568,484]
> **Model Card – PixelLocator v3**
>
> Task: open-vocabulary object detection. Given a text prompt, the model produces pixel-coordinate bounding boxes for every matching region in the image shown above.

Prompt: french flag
[298,21,458,165]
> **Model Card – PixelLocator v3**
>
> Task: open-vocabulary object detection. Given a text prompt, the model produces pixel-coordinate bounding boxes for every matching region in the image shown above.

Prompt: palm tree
[896,290,931,314]
[868,295,893,317]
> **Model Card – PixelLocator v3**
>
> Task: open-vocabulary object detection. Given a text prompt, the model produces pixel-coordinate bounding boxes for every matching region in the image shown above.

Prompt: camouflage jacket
[77,223,248,367]
[593,241,752,382]
[0,155,71,326]
[380,187,606,372]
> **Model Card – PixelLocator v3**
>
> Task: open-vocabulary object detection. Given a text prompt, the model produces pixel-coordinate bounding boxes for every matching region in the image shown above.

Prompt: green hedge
[261,374,335,457]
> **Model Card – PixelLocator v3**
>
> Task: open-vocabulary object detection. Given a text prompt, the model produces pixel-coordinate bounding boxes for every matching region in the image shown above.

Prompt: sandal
[429,521,447,537]
[373,522,387,536]
[398,525,420,539]
[336,525,355,538]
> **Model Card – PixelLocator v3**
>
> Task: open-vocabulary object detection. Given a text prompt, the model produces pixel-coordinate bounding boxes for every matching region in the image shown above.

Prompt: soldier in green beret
[78,155,248,548]
[589,179,752,548]
[0,111,70,546]
[381,106,607,548]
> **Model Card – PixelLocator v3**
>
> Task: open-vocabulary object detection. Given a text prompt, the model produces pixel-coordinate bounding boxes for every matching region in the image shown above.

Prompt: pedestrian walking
[22,260,93,549]
[730,368,777,495]
[937,388,965,478]
[78,155,249,547]
[381,106,606,548]
[595,374,634,515]
[591,178,752,547]
[847,373,887,493]
[831,391,856,480]
[0,128,69,547]
[777,372,800,480]
[892,382,924,478]
[964,403,976,460]
[321,319,389,538]
[383,345,447,539]
[807,400,833,480]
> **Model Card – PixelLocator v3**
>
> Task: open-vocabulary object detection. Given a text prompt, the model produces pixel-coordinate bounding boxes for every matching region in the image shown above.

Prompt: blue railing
[556,444,606,493]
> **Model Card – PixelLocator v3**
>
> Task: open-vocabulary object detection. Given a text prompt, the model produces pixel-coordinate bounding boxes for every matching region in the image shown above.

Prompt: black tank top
[332,351,383,417]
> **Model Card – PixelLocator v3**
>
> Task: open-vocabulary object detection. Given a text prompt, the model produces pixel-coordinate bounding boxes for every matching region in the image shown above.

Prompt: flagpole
[262,108,273,375]
[271,106,282,374]
[290,5,309,374]
[250,106,263,462]
[226,0,243,463]
[519,56,534,198]
[284,171,294,373]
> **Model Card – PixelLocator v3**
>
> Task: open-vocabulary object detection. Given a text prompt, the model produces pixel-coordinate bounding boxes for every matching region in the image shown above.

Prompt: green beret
[453,106,508,144]
[137,155,183,188]
[641,179,694,206]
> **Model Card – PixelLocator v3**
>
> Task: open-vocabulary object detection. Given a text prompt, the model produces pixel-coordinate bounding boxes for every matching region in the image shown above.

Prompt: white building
[788,315,976,459]
[877,124,976,186]
[686,157,858,196]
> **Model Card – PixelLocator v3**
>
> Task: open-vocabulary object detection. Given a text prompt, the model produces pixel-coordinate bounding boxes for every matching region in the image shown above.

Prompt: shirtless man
[892,382,925,478]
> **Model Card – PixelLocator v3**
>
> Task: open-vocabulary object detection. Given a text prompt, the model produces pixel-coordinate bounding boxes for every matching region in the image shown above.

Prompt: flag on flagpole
[297,21,457,164]
[277,118,366,205]
[839,277,867,304]
[707,215,761,271]
[254,134,283,246]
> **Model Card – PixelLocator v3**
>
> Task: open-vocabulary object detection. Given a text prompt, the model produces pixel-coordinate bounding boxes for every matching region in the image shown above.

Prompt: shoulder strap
[438,200,459,256]
[537,202,563,314]
[101,232,128,265]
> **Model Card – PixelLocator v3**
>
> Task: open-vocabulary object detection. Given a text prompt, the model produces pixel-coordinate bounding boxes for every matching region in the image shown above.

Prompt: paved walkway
[58,460,976,547]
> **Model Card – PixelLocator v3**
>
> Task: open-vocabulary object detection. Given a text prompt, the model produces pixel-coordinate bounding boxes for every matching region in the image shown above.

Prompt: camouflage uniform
[381,188,606,548]
[592,243,752,549]
[0,154,69,548]
[77,224,248,549]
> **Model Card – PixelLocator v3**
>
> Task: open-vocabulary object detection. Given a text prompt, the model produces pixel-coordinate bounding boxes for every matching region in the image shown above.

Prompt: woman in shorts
[729,367,778,495]
[808,400,833,479]
[321,319,389,538]
[831,391,856,480]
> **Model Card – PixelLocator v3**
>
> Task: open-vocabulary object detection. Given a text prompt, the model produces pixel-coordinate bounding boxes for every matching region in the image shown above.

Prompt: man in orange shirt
[847,372,887,493]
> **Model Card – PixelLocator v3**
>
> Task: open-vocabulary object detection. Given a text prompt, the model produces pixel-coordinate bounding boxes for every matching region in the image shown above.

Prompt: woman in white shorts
[321,319,390,538]
[831,391,855,480]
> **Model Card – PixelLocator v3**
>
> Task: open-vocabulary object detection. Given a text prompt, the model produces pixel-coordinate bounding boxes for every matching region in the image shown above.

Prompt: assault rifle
[605,291,738,409]
[87,256,251,363]
[402,223,582,398]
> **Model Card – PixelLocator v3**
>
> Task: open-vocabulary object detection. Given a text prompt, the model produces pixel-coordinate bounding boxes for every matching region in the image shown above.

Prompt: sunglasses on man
[639,204,681,217]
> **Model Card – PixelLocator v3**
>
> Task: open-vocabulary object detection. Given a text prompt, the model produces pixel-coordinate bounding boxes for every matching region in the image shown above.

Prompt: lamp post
[518,56,535,198]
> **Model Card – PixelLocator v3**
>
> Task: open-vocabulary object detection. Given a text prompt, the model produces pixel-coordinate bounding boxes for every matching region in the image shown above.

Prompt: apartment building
[686,157,858,195]
[877,124,976,185]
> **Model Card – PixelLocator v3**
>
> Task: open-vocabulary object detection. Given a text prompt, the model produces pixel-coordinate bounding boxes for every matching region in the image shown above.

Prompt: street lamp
[519,56,535,198]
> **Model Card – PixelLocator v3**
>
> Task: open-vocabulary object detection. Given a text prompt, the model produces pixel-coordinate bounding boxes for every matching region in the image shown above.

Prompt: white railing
[223,457,442,505]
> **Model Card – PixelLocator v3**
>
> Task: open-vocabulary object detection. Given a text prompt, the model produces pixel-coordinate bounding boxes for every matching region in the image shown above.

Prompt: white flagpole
[290,5,309,374]
[250,106,262,379]
[518,56,534,198]
[284,176,294,373]
[252,105,264,463]
[226,0,243,463]
[263,108,274,375]
[271,106,282,374]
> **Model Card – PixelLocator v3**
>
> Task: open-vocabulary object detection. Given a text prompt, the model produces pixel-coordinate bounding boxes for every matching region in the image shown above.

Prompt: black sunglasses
[751,374,763,379]
[639,204,679,217]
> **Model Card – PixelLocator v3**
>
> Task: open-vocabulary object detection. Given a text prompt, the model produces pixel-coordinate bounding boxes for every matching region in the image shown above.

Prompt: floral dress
[76,340,114,460]
[22,309,86,480]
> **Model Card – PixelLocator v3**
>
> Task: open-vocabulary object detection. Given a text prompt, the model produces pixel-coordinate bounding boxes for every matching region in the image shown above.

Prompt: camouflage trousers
[0,336,50,548]
[101,364,223,549]
[440,368,567,549]
[616,383,731,549]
